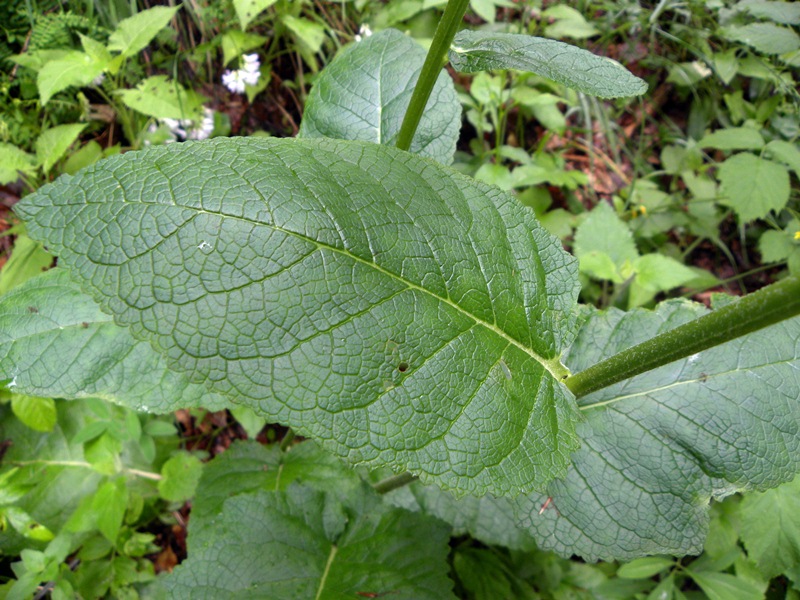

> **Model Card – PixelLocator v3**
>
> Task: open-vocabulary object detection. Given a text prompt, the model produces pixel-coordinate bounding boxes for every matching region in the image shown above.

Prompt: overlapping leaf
[508,300,800,560]
[449,31,648,98]
[164,482,455,599]
[16,137,581,496]
[0,269,227,412]
[299,29,461,165]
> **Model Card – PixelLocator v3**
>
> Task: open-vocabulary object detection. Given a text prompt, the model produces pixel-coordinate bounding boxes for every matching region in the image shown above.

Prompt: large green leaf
[718,153,790,222]
[507,300,800,560]
[107,6,180,58]
[299,29,461,165]
[0,269,227,412]
[164,482,455,599]
[15,137,581,496]
[448,31,647,98]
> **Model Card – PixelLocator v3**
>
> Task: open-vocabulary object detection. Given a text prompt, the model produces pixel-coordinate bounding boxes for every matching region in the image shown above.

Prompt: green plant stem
[279,428,296,452]
[9,460,162,480]
[566,275,800,399]
[395,0,470,151]
[373,471,418,494]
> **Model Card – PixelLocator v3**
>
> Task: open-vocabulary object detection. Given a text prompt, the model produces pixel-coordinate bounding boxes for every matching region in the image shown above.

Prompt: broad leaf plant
[5,0,800,596]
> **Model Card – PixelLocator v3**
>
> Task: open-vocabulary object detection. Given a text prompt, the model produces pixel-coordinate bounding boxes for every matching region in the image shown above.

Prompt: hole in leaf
[398,362,409,373]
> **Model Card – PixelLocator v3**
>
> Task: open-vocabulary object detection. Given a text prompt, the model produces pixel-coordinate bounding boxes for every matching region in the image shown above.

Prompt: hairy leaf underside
[15,136,581,496]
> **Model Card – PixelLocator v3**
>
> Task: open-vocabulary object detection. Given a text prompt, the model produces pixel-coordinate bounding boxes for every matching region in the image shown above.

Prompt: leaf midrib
[179,204,563,379]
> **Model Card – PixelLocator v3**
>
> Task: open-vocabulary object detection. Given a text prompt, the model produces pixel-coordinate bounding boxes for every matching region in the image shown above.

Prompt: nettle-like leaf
[514,300,800,560]
[16,137,581,496]
[299,29,461,165]
[0,269,227,412]
[164,482,456,599]
[448,31,648,98]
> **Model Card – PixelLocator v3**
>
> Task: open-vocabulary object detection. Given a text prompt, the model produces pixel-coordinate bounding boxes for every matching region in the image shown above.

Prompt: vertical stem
[565,275,800,399]
[280,428,296,452]
[396,0,470,151]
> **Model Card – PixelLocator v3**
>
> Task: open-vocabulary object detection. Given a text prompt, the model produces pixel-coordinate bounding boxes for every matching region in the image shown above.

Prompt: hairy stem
[565,275,800,399]
[395,0,470,151]
[373,471,418,494]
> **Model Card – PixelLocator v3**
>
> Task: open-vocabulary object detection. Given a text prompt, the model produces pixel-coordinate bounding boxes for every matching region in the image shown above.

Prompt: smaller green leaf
[687,571,763,600]
[37,52,105,105]
[63,140,103,175]
[108,6,180,58]
[740,474,800,578]
[35,124,87,173]
[117,75,206,120]
[165,483,456,599]
[720,23,800,55]
[574,202,638,283]
[764,139,800,177]
[10,394,57,432]
[450,31,647,98]
[718,153,790,221]
[220,30,267,66]
[0,235,52,296]
[91,479,128,543]
[542,5,600,39]
[616,557,674,579]
[699,127,764,151]
[78,34,111,66]
[0,144,36,184]
[739,0,800,25]
[233,0,277,30]
[628,254,697,308]
[158,452,204,503]
[229,405,265,439]
[283,15,326,54]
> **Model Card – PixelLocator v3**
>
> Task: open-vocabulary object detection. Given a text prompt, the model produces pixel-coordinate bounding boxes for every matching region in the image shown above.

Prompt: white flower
[222,54,262,94]
[354,24,372,42]
[91,73,106,86]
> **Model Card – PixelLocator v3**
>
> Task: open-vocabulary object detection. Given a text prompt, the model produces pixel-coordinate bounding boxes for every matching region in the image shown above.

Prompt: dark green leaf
[449,31,648,98]
[299,29,461,165]
[16,137,581,496]
[164,483,456,599]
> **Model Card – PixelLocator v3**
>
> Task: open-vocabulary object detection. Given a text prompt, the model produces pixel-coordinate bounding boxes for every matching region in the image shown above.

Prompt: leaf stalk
[395,0,470,151]
[373,471,418,494]
[565,275,800,399]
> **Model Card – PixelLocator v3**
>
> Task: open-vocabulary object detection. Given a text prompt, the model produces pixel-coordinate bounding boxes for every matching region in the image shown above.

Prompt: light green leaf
[220,30,267,66]
[10,395,57,432]
[574,202,639,283]
[117,75,207,120]
[698,127,764,151]
[759,224,800,265]
[0,269,228,413]
[0,143,36,184]
[164,483,456,599]
[739,0,800,25]
[0,235,53,296]
[720,23,800,55]
[628,254,697,308]
[233,0,277,30]
[0,401,103,556]
[37,51,105,105]
[542,5,600,39]
[616,557,674,579]
[108,6,180,58]
[688,571,764,600]
[92,478,128,543]
[511,300,800,560]
[158,452,204,502]
[764,139,800,177]
[449,31,647,98]
[16,137,581,496]
[283,15,327,54]
[63,140,103,175]
[718,153,790,221]
[740,474,800,578]
[299,29,461,165]
[35,124,87,173]
[229,406,266,439]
